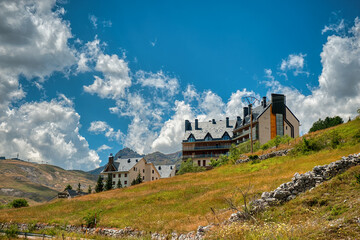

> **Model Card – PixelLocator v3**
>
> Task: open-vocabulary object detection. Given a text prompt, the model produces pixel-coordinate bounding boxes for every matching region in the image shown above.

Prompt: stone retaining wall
[235,149,291,164]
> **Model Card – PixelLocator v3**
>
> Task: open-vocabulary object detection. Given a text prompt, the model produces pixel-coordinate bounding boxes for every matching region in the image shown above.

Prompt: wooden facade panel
[270,105,277,139]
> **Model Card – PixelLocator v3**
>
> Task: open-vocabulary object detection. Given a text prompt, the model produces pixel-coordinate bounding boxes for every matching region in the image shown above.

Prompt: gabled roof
[235,103,271,129]
[183,119,236,141]
[156,165,175,178]
[102,157,144,173]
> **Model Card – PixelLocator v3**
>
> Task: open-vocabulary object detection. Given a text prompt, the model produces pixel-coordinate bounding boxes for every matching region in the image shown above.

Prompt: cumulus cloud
[84,53,132,99]
[322,19,345,35]
[266,17,360,133]
[136,70,179,96]
[97,144,111,152]
[225,89,261,118]
[88,121,123,141]
[0,96,100,170]
[183,84,199,102]
[280,53,309,76]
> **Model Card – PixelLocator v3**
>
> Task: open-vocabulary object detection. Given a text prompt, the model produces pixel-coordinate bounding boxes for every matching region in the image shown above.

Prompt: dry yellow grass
[0,119,359,234]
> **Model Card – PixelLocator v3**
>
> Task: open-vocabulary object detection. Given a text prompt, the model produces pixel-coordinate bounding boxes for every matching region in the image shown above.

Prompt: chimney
[195,119,199,130]
[237,116,241,122]
[185,120,191,131]
[212,119,216,124]
[243,107,248,119]
[226,117,230,127]
[263,96,267,108]
[108,153,114,165]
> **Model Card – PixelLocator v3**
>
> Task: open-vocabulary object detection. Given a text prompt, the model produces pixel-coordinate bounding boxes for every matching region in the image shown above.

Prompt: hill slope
[0,160,97,205]
[1,118,359,234]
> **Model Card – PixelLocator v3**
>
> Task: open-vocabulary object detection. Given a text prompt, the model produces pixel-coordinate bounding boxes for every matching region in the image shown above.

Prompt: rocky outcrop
[248,153,360,212]
[235,149,291,164]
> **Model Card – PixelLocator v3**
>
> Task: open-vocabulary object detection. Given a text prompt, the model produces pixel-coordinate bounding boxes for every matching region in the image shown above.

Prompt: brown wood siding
[270,105,277,139]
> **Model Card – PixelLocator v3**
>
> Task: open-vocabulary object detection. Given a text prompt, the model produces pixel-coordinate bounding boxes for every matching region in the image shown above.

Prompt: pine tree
[105,174,113,191]
[64,184,72,191]
[95,175,104,193]
[116,179,122,188]
[131,179,136,186]
[88,185,92,194]
[77,182,81,192]
[135,172,143,184]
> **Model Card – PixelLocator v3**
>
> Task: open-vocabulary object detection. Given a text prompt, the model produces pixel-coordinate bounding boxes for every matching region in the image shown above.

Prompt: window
[113,174,116,178]
[222,133,230,140]
[124,181,127,185]
[198,160,201,166]
[118,174,121,178]
[203,160,206,166]
[204,134,212,141]
[124,173,127,177]
[142,176,144,180]
[152,177,154,180]
[143,169,145,173]
[188,135,195,142]
[152,170,154,174]
[112,181,115,185]
[276,114,284,136]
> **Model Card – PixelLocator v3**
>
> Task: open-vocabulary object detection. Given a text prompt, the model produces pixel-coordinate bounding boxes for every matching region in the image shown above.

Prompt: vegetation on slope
[0,160,97,204]
[0,118,359,235]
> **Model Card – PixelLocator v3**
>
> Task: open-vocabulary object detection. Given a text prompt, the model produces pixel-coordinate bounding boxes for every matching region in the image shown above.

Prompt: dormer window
[204,133,212,141]
[222,132,230,140]
[187,134,195,142]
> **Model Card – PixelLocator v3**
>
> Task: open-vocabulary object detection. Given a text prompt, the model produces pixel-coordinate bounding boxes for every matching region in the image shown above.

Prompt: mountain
[114,147,143,159]
[88,149,183,175]
[0,159,97,205]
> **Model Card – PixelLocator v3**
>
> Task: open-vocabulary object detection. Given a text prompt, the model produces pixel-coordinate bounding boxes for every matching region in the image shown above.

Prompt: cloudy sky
[1,0,360,170]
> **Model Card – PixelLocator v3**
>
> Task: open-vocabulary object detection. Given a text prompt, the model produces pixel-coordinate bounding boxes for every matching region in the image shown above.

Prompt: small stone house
[101,154,162,187]
[58,189,88,199]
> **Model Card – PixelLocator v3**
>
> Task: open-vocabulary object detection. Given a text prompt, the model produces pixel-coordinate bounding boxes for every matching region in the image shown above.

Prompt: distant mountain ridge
[88,148,182,175]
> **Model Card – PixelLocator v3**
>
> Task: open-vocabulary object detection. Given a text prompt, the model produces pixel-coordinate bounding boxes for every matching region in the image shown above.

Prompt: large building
[182,93,299,167]
[101,154,161,187]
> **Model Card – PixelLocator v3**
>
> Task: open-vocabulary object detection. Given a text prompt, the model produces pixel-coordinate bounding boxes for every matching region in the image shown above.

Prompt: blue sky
[1,0,360,170]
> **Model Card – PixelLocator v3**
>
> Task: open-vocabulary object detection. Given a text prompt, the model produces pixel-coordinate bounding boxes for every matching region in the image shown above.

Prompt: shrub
[131,173,143,186]
[210,155,229,167]
[309,116,343,133]
[355,173,360,184]
[64,184,72,191]
[9,199,29,208]
[83,210,102,228]
[5,224,18,238]
[177,159,205,175]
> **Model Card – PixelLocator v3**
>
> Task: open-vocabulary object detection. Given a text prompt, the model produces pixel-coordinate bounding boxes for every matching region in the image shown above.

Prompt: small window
[112,181,115,185]
[143,169,145,173]
[188,135,195,142]
[198,160,201,166]
[152,177,154,180]
[142,176,144,180]
[113,174,116,178]
[118,174,121,178]
[222,133,230,140]
[204,134,212,141]
[124,181,127,185]
[152,170,154,174]
[203,160,206,166]
[125,173,127,177]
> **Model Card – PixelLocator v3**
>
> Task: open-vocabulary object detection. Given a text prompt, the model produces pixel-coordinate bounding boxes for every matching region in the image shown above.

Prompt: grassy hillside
[0,160,97,205]
[0,118,359,234]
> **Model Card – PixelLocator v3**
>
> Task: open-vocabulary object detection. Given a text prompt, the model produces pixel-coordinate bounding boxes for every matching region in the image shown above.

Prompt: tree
[65,184,72,191]
[9,199,28,208]
[177,159,205,175]
[88,185,92,194]
[309,116,343,133]
[77,182,82,192]
[116,179,122,189]
[131,172,143,186]
[105,174,113,191]
[95,175,104,193]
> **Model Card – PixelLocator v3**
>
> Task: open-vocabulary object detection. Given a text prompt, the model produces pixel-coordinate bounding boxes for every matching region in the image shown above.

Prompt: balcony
[182,153,227,159]
[182,145,231,151]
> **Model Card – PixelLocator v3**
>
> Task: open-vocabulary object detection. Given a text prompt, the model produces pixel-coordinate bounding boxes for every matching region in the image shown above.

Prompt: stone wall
[235,149,291,164]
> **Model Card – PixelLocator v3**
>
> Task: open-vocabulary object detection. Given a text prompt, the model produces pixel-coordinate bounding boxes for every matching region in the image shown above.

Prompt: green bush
[5,224,18,238]
[9,198,29,208]
[177,159,206,175]
[210,155,229,167]
[83,210,102,228]
[355,173,360,184]
[260,135,292,150]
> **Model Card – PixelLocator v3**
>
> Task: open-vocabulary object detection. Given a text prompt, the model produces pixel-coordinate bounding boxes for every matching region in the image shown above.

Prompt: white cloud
[88,121,123,141]
[183,84,199,102]
[84,53,131,99]
[102,20,112,28]
[0,96,100,170]
[265,18,360,134]
[280,53,308,76]
[264,68,275,81]
[151,101,194,153]
[136,70,179,96]
[199,90,225,120]
[97,144,111,152]
[322,19,345,35]
[76,37,102,73]
[89,15,98,29]
[225,89,260,118]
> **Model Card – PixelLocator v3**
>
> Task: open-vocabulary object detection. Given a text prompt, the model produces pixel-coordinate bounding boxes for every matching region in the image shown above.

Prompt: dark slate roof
[66,189,79,197]
[235,103,271,129]
[155,165,175,178]
[183,119,236,141]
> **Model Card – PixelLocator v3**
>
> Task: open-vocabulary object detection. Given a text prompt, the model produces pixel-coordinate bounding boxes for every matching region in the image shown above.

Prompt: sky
[1,0,360,170]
